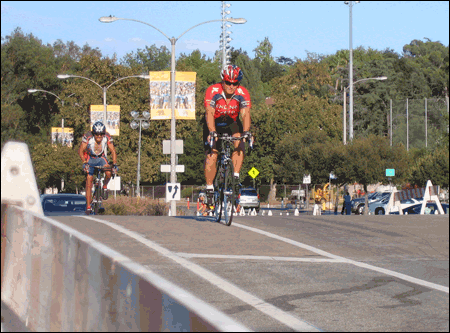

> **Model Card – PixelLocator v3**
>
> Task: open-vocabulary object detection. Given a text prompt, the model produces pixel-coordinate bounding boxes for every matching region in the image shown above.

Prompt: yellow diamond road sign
[248,167,260,179]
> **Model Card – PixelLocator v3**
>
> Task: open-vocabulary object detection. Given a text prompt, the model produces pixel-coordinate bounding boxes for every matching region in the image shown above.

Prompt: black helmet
[92,121,106,135]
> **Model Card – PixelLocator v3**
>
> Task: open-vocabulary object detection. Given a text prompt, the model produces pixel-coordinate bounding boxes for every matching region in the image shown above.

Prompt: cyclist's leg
[204,122,219,205]
[85,175,93,211]
[85,157,97,211]
[230,120,245,174]
[100,157,112,200]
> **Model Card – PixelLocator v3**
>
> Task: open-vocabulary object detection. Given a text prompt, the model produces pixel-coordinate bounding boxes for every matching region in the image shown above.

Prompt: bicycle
[89,165,116,215]
[209,133,253,226]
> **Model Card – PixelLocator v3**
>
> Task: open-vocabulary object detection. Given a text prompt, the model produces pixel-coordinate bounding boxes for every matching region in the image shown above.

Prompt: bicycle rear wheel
[221,161,235,226]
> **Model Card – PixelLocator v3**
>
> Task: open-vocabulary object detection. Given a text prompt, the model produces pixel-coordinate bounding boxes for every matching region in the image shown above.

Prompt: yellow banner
[51,127,74,147]
[149,71,196,120]
[90,105,120,136]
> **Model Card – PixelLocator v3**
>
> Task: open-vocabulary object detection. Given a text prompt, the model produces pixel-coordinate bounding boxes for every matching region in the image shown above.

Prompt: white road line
[177,253,346,263]
[83,216,321,332]
[233,222,449,294]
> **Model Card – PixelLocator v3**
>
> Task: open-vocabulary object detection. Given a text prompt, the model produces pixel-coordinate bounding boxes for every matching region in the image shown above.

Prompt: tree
[234,53,265,107]
[121,44,171,72]
[253,37,275,64]
[1,28,62,148]
[336,135,409,214]
[410,146,449,188]
[30,143,84,193]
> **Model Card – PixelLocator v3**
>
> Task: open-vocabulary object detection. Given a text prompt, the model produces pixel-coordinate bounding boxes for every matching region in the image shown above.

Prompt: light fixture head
[99,16,119,23]
[28,89,38,93]
[142,111,150,119]
[130,120,139,130]
[226,18,246,24]
[57,74,71,79]
[142,122,150,130]
[130,111,139,119]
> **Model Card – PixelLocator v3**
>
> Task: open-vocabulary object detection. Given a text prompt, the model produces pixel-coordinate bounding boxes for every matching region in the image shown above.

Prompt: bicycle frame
[210,133,252,225]
[90,165,114,215]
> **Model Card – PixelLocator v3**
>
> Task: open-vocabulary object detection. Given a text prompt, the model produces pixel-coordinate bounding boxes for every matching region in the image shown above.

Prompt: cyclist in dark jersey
[203,65,252,204]
[78,121,118,214]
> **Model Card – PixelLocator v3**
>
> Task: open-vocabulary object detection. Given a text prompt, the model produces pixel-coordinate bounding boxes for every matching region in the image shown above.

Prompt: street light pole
[130,111,150,198]
[342,76,387,144]
[100,15,246,216]
[344,1,359,142]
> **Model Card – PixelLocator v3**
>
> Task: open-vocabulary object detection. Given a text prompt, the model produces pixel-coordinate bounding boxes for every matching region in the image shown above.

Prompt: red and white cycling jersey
[204,83,251,122]
[82,131,113,158]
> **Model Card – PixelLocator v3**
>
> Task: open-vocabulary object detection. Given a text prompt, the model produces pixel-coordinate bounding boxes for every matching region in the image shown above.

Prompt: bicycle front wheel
[93,183,101,215]
[221,161,236,226]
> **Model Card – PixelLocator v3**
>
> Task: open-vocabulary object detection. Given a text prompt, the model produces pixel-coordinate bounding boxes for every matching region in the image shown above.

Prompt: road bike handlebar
[208,133,254,150]
[91,164,118,175]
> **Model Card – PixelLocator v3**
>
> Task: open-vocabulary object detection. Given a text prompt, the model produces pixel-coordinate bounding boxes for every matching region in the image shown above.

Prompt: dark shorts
[203,117,243,152]
[86,156,109,176]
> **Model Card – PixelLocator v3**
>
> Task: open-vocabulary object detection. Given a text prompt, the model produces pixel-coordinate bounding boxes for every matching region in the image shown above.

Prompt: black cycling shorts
[203,116,243,152]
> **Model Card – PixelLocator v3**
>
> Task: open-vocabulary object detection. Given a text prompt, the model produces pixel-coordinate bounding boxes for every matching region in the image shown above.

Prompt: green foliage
[120,45,171,72]
[410,146,449,188]
[2,27,449,195]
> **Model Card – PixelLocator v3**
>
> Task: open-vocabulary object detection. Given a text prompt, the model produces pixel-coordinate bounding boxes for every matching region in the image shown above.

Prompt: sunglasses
[94,133,105,137]
[224,81,239,86]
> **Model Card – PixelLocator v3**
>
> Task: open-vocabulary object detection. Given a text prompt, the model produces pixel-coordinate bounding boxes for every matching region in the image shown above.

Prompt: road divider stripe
[233,223,449,294]
[83,216,321,332]
[176,253,346,262]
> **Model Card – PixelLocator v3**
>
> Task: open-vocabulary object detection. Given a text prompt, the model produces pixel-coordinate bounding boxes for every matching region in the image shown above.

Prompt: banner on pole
[90,105,121,136]
[149,71,196,120]
[51,127,74,147]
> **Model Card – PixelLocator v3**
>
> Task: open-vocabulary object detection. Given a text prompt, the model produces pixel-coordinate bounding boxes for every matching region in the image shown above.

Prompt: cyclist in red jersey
[203,65,252,205]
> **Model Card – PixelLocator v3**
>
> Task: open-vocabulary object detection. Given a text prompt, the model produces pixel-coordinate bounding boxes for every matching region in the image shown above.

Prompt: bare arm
[205,105,216,133]
[78,142,88,163]
[107,141,117,165]
[240,107,251,133]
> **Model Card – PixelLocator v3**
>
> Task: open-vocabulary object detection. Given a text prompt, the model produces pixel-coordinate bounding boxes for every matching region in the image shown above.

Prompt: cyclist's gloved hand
[243,131,254,149]
[112,164,119,174]
[82,163,89,173]
[209,131,217,147]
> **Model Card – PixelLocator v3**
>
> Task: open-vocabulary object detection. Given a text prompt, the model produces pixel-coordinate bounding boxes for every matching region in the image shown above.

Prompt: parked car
[403,202,449,215]
[351,192,390,215]
[361,194,422,215]
[237,188,260,212]
[41,193,87,216]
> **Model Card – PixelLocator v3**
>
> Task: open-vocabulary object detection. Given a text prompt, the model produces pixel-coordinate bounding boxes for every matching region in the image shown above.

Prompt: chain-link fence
[124,183,346,204]
[390,97,449,150]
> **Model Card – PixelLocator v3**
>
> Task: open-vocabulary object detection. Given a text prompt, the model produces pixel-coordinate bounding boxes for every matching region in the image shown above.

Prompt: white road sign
[166,183,181,202]
[161,165,185,173]
[303,174,311,184]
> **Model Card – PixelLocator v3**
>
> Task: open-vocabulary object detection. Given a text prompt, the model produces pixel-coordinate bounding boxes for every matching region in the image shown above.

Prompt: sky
[1,1,449,62]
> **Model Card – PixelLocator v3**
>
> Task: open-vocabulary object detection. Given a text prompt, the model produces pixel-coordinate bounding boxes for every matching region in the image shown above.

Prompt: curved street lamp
[57,74,150,125]
[100,15,246,216]
[27,89,68,105]
[343,76,387,144]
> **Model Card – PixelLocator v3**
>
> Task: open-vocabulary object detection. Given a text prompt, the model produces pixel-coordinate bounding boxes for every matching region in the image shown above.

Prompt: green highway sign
[386,169,395,177]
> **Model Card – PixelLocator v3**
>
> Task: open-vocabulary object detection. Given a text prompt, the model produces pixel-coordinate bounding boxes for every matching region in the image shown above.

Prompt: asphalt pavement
[53,213,449,331]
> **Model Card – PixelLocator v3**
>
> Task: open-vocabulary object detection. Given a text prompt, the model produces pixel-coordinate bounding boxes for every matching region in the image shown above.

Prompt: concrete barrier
[1,141,249,332]
[1,204,248,331]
